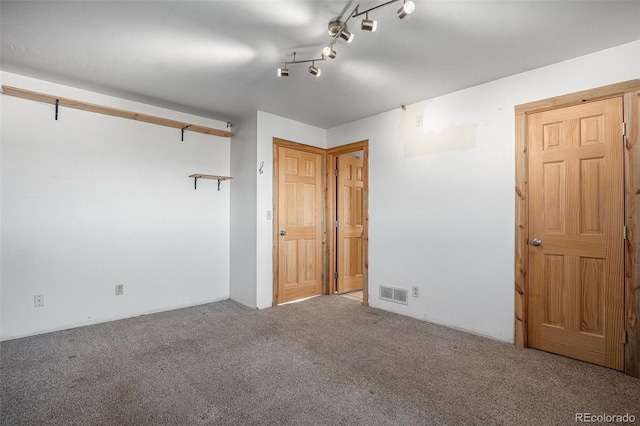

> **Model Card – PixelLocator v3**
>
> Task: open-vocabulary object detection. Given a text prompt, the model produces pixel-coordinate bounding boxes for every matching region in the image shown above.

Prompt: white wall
[255,111,326,308]
[1,72,231,340]
[327,41,640,342]
[230,112,258,307]
[4,40,639,343]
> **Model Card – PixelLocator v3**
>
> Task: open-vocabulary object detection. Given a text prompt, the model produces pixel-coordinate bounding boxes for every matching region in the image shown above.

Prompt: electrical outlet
[412,286,419,298]
[415,115,423,128]
[115,284,124,296]
[34,294,45,307]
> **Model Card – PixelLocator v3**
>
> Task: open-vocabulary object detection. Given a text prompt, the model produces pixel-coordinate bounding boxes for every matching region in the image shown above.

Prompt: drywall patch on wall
[403,123,477,158]
[399,99,477,158]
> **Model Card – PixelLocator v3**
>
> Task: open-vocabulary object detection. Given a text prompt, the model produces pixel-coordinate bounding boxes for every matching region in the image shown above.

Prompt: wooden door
[336,154,364,293]
[277,146,323,303]
[528,97,624,370]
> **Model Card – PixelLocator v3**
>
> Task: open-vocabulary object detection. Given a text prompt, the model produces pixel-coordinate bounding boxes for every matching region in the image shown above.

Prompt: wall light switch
[266,210,272,220]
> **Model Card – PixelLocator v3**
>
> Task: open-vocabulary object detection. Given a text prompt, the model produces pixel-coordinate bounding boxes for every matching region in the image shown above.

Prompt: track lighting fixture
[322,46,337,59]
[361,13,377,32]
[397,0,415,19]
[308,62,321,77]
[277,0,416,78]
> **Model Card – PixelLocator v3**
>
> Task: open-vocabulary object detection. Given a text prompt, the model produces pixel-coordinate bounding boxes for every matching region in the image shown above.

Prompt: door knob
[280,230,287,236]
[531,238,542,246]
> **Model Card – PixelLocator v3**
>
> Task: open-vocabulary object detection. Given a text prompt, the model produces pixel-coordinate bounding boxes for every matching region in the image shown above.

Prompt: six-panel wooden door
[277,146,324,303]
[527,98,624,370]
[336,154,364,293]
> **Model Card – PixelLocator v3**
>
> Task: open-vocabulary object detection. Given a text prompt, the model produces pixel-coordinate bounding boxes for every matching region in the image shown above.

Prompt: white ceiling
[1,1,639,129]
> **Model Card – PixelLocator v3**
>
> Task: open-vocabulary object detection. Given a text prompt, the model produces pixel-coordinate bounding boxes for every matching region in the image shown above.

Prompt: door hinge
[334,271,338,280]
[623,226,627,240]
[335,220,339,228]
[623,330,628,345]
[334,169,339,177]
[623,122,627,136]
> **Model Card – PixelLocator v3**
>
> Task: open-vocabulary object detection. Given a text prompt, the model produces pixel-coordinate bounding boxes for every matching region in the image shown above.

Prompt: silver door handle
[280,230,287,236]
[531,238,542,246]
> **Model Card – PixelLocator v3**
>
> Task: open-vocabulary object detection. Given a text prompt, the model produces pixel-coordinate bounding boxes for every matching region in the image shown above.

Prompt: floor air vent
[379,285,408,305]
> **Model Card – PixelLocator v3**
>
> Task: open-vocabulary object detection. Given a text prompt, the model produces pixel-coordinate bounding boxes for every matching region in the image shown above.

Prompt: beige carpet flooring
[1,295,639,425]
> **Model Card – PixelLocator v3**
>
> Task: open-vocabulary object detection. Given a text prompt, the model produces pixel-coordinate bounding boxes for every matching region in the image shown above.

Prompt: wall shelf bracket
[55,99,59,120]
[181,125,190,142]
[189,174,233,192]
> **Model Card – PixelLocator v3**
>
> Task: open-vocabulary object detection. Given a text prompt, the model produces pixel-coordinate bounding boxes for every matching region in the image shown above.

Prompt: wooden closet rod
[1,85,235,139]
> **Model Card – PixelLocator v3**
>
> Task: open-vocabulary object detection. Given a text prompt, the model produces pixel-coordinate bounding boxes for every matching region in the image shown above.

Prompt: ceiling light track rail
[353,0,401,17]
[284,53,326,66]
[1,85,235,140]
[277,0,414,78]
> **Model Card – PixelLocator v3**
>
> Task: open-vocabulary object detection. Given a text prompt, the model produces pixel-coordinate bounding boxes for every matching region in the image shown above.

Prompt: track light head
[361,19,377,32]
[339,29,354,43]
[277,67,289,77]
[322,46,337,59]
[308,62,321,77]
[397,0,415,19]
[361,13,377,32]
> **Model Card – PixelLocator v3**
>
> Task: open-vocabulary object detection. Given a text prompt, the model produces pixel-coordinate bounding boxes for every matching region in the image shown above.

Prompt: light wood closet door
[528,97,624,370]
[277,147,323,303]
[337,155,364,293]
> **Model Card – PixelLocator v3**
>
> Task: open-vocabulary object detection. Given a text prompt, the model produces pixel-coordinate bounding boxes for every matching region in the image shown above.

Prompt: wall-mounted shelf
[1,85,235,140]
[189,174,232,191]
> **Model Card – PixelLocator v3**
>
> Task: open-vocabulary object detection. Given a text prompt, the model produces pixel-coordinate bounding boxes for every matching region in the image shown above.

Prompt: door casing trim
[514,79,640,377]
